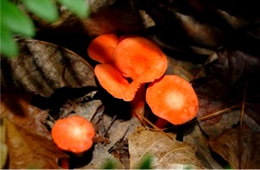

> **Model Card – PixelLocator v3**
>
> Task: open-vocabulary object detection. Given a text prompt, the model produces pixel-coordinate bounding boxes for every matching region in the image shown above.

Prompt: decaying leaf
[55,90,102,121]
[174,12,224,47]
[166,56,204,82]
[196,48,260,137]
[0,119,7,168]
[0,39,96,97]
[199,108,240,137]
[128,126,204,169]
[6,119,68,169]
[209,126,260,169]
[0,92,50,138]
[184,125,222,169]
[83,7,144,36]
[82,110,140,169]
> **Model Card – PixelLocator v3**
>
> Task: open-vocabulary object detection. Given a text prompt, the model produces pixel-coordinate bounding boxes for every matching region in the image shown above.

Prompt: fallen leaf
[166,56,204,82]
[205,49,260,87]
[6,119,67,169]
[184,125,222,168]
[128,126,204,169]
[1,39,96,97]
[0,119,7,168]
[209,126,260,169]
[216,10,248,29]
[0,92,50,138]
[199,108,240,137]
[84,116,140,169]
[83,7,144,36]
[174,11,224,47]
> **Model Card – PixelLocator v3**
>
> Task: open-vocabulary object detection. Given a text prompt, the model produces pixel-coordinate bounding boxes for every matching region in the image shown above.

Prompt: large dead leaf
[1,39,96,97]
[6,119,67,169]
[195,48,260,137]
[209,126,260,169]
[0,92,50,138]
[128,126,204,169]
[184,125,222,169]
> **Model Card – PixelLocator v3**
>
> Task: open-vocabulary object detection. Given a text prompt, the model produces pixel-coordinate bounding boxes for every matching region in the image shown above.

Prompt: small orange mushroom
[51,115,95,153]
[146,75,199,125]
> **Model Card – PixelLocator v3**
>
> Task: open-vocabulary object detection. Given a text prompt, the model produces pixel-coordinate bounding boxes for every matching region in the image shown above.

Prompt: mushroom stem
[131,84,146,120]
[155,118,169,129]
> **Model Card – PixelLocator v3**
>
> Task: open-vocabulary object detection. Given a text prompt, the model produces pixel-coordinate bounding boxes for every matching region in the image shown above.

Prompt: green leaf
[21,0,58,22]
[137,155,153,169]
[101,159,118,169]
[1,0,35,37]
[0,22,19,57]
[58,0,89,18]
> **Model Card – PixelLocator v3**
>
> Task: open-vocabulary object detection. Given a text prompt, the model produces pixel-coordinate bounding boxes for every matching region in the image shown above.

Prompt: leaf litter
[1,0,260,168]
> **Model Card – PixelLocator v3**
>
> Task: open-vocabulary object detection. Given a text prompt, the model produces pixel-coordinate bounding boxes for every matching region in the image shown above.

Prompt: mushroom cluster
[88,34,167,101]
[88,34,199,126]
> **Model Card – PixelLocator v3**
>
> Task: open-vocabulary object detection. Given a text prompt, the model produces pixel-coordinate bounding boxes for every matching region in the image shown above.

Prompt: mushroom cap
[114,36,167,82]
[94,64,140,101]
[51,115,95,153]
[87,34,119,64]
[146,75,199,125]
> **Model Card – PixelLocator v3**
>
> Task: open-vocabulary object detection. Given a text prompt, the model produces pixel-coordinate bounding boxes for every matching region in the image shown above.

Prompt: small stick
[197,105,239,122]
[239,81,248,168]
[104,115,117,137]
[240,81,247,128]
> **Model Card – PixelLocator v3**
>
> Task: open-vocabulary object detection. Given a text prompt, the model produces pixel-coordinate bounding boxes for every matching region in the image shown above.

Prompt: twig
[104,115,117,137]
[240,81,247,128]
[239,81,248,168]
[197,105,239,122]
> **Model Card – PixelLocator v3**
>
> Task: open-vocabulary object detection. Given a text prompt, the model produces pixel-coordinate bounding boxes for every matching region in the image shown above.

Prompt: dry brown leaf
[174,12,224,47]
[0,92,50,138]
[209,126,260,169]
[83,7,143,36]
[1,39,96,97]
[6,119,67,169]
[199,108,241,137]
[184,125,222,169]
[83,114,140,169]
[128,126,204,169]
[166,56,204,82]
[0,119,7,168]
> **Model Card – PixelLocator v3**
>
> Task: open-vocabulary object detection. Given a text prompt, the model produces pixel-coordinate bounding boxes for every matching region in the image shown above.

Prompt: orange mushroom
[146,75,199,125]
[51,115,95,153]
[87,34,167,102]
[114,36,167,82]
[87,34,119,64]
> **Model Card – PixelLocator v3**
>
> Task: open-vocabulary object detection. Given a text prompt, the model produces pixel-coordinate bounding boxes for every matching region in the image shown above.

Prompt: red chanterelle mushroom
[88,34,167,102]
[146,75,199,125]
[51,115,95,153]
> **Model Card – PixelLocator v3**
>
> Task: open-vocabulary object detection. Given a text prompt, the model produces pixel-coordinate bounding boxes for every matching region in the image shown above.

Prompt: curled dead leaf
[1,39,96,97]
[6,119,67,169]
[0,92,50,138]
[184,125,222,169]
